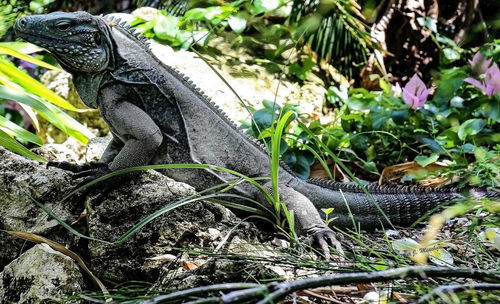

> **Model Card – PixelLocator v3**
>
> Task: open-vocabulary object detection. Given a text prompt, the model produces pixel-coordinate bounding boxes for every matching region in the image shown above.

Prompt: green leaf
[0,115,42,145]
[183,8,207,21]
[253,0,280,14]
[433,68,466,105]
[0,128,45,162]
[153,15,179,41]
[228,15,247,34]
[0,42,44,54]
[442,48,460,64]
[417,17,438,33]
[253,108,277,131]
[283,150,314,179]
[390,110,408,125]
[415,154,439,167]
[0,85,93,144]
[457,118,486,140]
[0,57,77,111]
[0,43,61,71]
[322,208,334,215]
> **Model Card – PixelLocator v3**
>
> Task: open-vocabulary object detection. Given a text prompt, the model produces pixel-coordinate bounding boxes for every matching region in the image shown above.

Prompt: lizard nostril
[17,17,27,28]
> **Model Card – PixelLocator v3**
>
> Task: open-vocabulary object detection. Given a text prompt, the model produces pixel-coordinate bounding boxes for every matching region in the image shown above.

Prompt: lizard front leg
[48,134,123,173]
[265,182,344,260]
[50,84,163,188]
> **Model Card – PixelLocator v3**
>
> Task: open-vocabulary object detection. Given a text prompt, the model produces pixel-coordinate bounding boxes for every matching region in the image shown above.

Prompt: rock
[87,170,264,283]
[32,143,80,163]
[85,136,112,162]
[0,146,80,269]
[0,244,86,303]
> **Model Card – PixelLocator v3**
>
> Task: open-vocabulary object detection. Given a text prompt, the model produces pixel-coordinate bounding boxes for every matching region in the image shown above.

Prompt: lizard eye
[56,21,71,31]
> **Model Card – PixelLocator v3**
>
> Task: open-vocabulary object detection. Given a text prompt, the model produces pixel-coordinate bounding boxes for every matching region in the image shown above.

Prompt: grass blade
[0,85,94,144]
[0,57,77,111]
[0,115,42,145]
[0,128,44,161]
[0,43,61,71]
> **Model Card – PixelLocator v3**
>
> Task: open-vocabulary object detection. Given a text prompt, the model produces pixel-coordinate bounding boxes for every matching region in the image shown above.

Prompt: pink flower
[469,52,492,76]
[464,63,500,97]
[392,82,402,97]
[402,74,432,109]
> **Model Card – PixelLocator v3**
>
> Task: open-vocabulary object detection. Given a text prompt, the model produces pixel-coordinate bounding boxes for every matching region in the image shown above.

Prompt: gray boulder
[86,169,263,283]
[0,244,85,303]
[0,146,80,270]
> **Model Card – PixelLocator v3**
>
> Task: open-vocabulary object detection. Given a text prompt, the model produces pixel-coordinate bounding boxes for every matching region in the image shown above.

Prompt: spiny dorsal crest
[103,14,291,174]
[306,178,461,194]
[104,15,152,51]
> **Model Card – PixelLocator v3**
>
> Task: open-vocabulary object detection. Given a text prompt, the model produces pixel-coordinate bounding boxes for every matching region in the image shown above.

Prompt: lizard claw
[62,166,115,200]
[47,161,108,174]
[306,226,345,261]
[47,161,112,197]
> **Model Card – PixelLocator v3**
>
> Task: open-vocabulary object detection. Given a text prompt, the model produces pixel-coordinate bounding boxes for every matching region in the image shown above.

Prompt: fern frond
[290,0,373,79]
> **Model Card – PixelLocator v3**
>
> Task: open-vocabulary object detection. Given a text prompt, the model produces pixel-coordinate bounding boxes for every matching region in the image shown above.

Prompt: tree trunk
[368,0,481,83]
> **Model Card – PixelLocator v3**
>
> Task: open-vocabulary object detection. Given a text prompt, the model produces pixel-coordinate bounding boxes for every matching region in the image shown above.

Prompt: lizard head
[14,11,114,73]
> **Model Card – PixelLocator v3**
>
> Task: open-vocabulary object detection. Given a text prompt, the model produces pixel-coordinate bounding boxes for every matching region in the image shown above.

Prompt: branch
[415,283,500,303]
[135,283,260,304]
[227,266,499,304]
[134,266,499,304]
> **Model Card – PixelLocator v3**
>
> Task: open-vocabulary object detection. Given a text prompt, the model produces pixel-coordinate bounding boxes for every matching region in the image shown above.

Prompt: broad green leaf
[478,227,500,251]
[427,243,454,266]
[390,110,408,125]
[228,15,247,34]
[322,208,334,216]
[153,14,179,41]
[442,48,460,64]
[392,238,419,256]
[417,17,437,33]
[253,108,277,131]
[433,68,466,105]
[373,260,389,271]
[457,118,486,140]
[0,44,61,71]
[0,128,45,162]
[415,154,439,167]
[0,57,77,111]
[0,85,93,144]
[253,0,280,14]
[0,115,42,145]
[183,8,207,21]
[282,150,313,179]
[0,42,44,54]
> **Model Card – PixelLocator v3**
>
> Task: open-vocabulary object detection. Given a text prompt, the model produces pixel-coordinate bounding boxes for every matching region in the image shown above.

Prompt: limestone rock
[0,146,80,269]
[0,244,85,303]
[87,169,263,283]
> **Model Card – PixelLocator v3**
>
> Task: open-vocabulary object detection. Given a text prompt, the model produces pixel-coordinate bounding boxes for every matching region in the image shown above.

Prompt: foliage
[241,100,315,179]
[290,0,371,79]
[0,0,56,38]
[0,42,94,160]
[244,40,500,188]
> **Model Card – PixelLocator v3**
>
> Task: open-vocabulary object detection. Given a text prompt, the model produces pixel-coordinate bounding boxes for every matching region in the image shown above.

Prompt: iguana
[14,11,499,258]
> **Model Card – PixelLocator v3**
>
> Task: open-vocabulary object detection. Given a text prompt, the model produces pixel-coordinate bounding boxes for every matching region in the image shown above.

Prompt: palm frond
[290,0,373,79]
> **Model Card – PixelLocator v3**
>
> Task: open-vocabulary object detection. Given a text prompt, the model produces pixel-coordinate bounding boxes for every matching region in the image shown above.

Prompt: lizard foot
[305,226,345,261]
[47,161,108,173]
[48,161,112,197]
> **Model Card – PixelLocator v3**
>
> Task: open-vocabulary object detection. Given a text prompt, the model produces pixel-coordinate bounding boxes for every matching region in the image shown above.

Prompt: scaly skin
[14,12,499,258]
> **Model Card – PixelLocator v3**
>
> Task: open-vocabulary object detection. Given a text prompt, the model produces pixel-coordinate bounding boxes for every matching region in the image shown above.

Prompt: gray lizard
[14,11,500,258]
